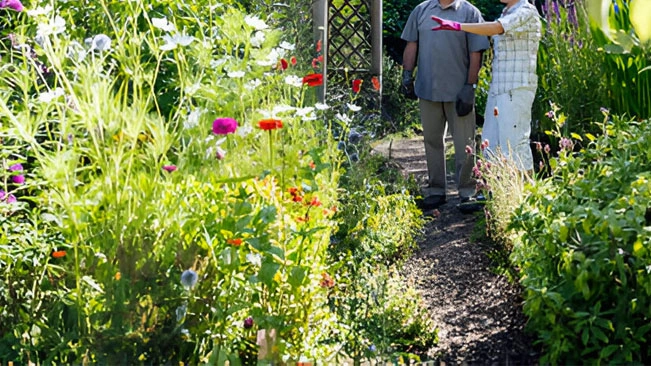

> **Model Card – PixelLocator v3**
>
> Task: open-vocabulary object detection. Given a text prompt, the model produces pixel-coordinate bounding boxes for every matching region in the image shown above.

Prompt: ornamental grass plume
[212,117,238,135]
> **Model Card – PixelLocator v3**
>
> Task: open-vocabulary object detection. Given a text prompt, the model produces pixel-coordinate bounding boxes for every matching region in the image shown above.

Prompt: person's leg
[419,99,447,197]
[445,102,476,199]
[497,88,535,171]
[481,92,500,160]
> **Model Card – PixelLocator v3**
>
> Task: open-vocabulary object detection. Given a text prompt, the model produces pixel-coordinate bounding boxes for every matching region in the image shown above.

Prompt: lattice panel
[328,0,372,73]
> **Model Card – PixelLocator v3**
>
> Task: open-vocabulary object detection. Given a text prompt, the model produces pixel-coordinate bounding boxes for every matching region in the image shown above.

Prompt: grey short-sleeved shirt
[401,0,489,102]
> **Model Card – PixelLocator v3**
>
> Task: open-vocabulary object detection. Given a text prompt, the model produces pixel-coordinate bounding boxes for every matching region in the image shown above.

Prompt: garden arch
[312,0,383,102]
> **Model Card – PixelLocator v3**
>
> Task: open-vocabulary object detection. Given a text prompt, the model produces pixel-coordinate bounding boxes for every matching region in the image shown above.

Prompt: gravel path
[374,137,540,365]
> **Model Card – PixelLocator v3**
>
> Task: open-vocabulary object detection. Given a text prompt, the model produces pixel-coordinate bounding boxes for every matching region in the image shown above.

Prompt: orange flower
[115,272,122,280]
[303,73,323,87]
[258,119,283,131]
[316,39,322,53]
[292,195,303,203]
[352,79,362,93]
[227,238,243,246]
[52,250,66,258]
[296,214,310,223]
[309,161,316,170]
[309,197,322,207]
[371,76,380,91]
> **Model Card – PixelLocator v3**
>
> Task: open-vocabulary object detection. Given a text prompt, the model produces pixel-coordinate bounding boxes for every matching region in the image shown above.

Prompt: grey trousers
[419,99,476,198]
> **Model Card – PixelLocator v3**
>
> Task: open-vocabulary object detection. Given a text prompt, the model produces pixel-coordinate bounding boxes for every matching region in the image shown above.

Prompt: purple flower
[212,118,238,135]
[0,190,16,204]
[0,0,24,11]
[215,147,226,160]
[9,163,23,172]
[11,174,25,184]
[162,165,177,173]
[244,317,254,329]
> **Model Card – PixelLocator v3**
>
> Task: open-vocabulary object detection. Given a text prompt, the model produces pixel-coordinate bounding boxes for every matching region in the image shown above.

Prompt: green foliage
[509,115,651,364]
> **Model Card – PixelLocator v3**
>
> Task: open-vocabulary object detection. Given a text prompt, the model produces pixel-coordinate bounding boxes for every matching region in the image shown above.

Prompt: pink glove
[431,16,461,31]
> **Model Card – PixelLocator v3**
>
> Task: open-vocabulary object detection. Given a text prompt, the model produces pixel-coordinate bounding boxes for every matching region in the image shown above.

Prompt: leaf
[288,266,308,288]
[585,133,597,141]
[600,344,620,359]
[586,0,613,40]
[570,132,583,141]
[258,260,280,286]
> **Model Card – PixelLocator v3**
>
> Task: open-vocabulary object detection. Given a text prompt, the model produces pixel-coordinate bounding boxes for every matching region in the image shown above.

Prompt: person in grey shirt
[401,0,489,210]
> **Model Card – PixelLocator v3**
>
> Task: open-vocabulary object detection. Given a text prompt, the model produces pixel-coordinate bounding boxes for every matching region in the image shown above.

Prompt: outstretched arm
[431,16,504,36]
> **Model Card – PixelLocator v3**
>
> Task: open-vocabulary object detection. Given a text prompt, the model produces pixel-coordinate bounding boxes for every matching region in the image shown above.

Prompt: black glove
[456,84,475,117]
[401,69,417,100]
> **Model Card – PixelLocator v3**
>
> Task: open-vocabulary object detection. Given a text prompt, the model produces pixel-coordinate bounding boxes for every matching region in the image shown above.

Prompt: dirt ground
[373,137,540,366]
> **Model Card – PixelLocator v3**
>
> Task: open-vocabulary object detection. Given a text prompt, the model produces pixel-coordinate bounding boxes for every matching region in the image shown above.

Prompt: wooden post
[312,0,328,104]
[371,0,383,99]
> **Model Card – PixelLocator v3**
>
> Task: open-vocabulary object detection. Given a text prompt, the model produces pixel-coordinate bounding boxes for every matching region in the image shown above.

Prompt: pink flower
[535,142,542,151]
[9,163,23,171]
[212,118,238,135]
[544,144,551,154]
[0,190,16,204]
[215,147,226,160]
[0,0,24,11]
[465,145,473,155]
[11,175,25,184]
[162,165,177,172]
[480,139,489,150]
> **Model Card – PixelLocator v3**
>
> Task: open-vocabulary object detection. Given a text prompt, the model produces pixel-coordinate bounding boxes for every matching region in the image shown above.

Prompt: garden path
[373,136,539,365]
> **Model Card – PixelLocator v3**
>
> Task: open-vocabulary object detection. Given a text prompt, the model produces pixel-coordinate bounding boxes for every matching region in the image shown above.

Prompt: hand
[431,16,461,31]
[401,82,417,100]
[456,84,475,116]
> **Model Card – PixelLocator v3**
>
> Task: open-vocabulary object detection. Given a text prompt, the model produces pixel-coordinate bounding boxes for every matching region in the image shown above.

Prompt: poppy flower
[227,238,243,246]
[52,250,66,258]
[316,39,322,53]
[371,76,380,91]
[352,79,362,93]
[279,58,288,70]
[290,56,297,66]
[212,117,238,135]
[258,119,283,131]
[302,73,323,87]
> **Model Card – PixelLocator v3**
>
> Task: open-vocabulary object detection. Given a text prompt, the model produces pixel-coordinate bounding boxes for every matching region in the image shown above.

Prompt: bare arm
[402,41,418,71]
[467,51,482,84]
[460,21,504,36]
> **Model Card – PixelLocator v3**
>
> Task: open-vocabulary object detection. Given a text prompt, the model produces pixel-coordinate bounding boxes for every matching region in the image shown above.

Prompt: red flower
[320,272,334,288]
[311,55,323,70]
[352,79,362,93]
[309,161,316,170]
[371,76,380,91]
[290,56,297,66]
[258,119,283,131]
[303,73,323,87]
[316,39,322,53]
[279,58,288,70]
[309,197,322,207]
[493,106,499,117]
[227,238,243,246]
[52,250,66,258]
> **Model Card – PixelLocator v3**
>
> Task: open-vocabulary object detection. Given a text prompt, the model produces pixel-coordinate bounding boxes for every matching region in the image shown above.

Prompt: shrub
[509,115,651,364]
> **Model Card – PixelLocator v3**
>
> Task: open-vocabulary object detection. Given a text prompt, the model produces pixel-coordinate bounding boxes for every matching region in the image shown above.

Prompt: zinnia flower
[302,73,323,87]
[180,269,198,290]
[352,79,362,93]
[258,118,283,131]
[227,238,243,246]
[52,250,66,258]
[162,165,177,172]
[212,117,238,135]
[0,0,24,11]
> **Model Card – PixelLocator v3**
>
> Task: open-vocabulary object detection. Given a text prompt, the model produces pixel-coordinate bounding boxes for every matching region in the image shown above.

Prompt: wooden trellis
[312,0,383,101]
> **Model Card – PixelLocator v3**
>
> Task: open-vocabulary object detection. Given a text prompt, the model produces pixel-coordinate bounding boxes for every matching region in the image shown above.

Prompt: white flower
[347,103,361,112]
[244,15,268,30]
[27,5,53,17]
[278,41,295,50]
[67,41,86,62]
[210,58,227,68]
[245,79,262,91]
[236,124,253,137]
[256,48,280,67]
[284,75,303,88]
[227,70,245,78]
[38,88,65,103]
[36,15,66,39]
[85,34,112,52]
[315,103,330,110]
[246,252,262,267]
[272,104,295,116]
[185,109,202,129]
[160,34,195,51]
[336,113,352,124]
[250,31,265,48]
[296,107,315,117]
[151,17,176,32]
